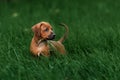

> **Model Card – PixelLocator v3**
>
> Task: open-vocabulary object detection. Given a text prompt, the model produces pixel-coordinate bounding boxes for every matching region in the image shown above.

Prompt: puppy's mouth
[47,33,56,40]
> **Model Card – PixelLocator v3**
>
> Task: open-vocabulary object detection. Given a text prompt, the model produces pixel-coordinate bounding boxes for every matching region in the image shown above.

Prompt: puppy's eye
[44,28,49,32]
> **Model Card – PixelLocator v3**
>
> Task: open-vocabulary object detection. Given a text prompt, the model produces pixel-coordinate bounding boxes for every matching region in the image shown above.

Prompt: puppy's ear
[32,25,37,33]
[32,24,41,37]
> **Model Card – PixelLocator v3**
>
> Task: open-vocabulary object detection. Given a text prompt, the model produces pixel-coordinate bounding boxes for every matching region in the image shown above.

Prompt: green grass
[0,0,120,80]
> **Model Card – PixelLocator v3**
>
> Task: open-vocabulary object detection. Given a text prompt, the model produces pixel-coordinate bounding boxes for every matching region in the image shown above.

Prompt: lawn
[0,0,120,80]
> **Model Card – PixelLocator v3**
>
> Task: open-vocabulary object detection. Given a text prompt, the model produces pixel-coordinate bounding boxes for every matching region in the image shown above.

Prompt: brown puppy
[30,21,68,56]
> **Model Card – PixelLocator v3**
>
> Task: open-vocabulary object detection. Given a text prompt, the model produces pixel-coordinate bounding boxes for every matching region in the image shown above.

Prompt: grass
[0,0,120,80]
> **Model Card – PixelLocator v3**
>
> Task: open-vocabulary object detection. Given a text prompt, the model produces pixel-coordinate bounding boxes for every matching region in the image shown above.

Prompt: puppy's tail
[58,23,69,43]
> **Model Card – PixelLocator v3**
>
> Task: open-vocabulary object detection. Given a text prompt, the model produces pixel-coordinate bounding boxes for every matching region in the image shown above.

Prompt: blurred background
[0,0,120,80]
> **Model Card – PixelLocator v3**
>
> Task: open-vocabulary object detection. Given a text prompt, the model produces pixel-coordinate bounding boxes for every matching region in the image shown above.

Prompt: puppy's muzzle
[47,32,56,40]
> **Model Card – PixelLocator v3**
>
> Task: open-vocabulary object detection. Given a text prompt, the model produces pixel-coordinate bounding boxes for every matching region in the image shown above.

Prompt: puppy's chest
[38,42,48,49]
[38,41,56,52]
[38,42,49,53]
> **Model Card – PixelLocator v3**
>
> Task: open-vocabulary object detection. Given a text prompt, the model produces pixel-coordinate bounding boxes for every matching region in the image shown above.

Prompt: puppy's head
[32,22,56,40]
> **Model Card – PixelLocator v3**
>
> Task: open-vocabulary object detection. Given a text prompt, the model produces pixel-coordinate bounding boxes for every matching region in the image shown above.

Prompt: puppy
[30,21,68,56]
